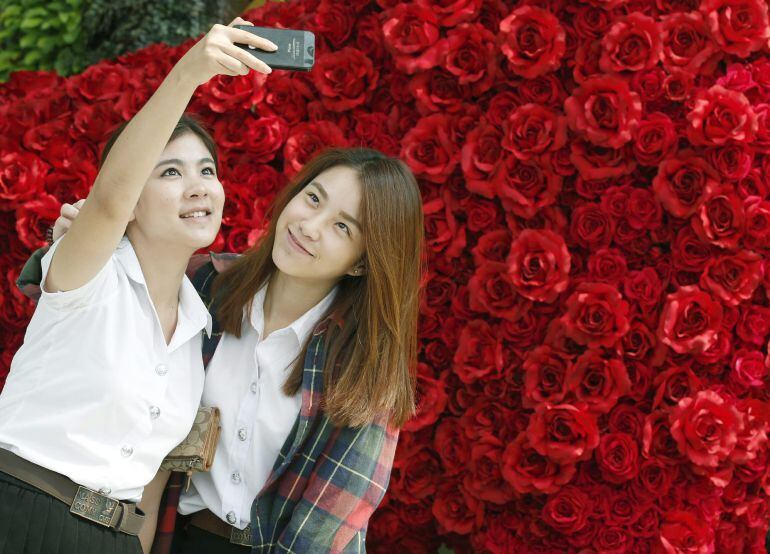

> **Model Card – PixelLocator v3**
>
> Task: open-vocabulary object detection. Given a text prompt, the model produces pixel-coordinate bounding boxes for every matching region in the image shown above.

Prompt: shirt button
[250,382,258,394]
[231,471,241,484]
[237,428,247,441]
[155,364,168,376]
[226,511,236,525]
[98,487,111,495]
[149,406,161,419]
[121,446,133,458]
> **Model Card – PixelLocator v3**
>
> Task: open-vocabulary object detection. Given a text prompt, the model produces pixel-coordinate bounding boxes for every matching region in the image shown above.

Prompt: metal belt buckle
[70,486,119,528]
[230,523,253,547]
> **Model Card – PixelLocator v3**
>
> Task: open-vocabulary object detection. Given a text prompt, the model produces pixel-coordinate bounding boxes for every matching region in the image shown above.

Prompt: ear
[346,263,366,277]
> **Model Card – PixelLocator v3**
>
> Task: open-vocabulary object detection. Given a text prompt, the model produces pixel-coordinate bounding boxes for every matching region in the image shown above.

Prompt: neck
[126,230,192,310]
[263,270,336,327]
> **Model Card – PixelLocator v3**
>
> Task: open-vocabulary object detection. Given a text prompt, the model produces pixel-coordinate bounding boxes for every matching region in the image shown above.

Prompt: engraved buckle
[230,523,253,547]
[70,486,119,528]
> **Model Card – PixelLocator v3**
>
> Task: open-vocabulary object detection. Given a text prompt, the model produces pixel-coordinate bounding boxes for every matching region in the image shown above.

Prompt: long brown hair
[213,148,425,428]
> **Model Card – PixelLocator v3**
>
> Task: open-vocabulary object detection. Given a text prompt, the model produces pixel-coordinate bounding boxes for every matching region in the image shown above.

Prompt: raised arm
[45,18,276,293]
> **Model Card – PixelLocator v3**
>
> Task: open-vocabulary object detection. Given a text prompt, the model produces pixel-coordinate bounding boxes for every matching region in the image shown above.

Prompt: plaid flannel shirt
[16,248,399,554]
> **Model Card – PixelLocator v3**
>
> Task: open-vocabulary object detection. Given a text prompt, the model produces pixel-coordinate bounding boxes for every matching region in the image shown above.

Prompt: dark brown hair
[99,114,218,170]
[213,148,425,429]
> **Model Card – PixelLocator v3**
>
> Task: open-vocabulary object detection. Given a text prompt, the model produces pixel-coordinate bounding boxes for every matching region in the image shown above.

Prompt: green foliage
[0,0,87,81]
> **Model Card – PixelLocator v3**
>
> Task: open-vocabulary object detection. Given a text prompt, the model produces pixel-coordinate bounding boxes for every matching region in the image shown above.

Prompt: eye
[336,222,351,236]
[162,167,180,177]
[202,166,216,176]
[306,192,319,204]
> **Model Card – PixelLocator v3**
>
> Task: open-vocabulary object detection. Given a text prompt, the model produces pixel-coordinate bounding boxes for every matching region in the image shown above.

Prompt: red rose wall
[2,0,770,552]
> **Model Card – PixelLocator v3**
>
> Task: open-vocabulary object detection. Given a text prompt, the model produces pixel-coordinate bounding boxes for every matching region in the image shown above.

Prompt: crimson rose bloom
[632,113,678,167]
[569,203,615,249]
[660,12,718,74]
[522,345,571,407]
[731,349,767,388]
[507,229,570,303]
[526,402,600,463]
[502,104,567,161]
[501,433,576,494]
[312,47,378,111]
[743,196,770,250]
[659,510,715,554]
[401,114,457,183]
[686,85,758,146]
[442,23,497,93]
[282,121,348,177]
[692,185,745,249]
[0,150,49,208]
[669,390,742,467]
[564,75,642,148]
[652,154,719,218]
[657,286,724,355]
[382,4,442,74]
[541,485,593,533]
[565,349,631,413]
[600,13,662,73]
[700,0,770,58]
[467,262,526,321]
[493,155,562,219]
[498,6,566,78]
[431,480,483,535]
[595,432,639,484]
[561,282,630,348]
[452,319,502,384]
[700,250,762,306]
[461,120,504,198]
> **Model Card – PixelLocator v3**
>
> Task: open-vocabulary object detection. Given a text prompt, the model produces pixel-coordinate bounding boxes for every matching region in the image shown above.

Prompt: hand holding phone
[233,26,315,72]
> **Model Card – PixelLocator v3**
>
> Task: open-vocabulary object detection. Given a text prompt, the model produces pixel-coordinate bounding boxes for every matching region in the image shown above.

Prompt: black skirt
[0,470,142,554]
[171,517,250,554]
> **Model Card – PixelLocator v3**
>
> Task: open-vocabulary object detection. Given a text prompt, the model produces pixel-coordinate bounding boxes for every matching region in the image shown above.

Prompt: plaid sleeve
[15,246,50,302]
[274,415,399,553]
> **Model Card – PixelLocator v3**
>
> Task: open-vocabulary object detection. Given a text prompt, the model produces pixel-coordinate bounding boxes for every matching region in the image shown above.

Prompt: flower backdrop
[3,0,770,552]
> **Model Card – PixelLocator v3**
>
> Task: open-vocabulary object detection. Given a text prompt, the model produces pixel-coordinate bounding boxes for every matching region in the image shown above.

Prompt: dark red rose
[404,369,449,432]
[468,262,527,321]
[452,319,502,384]
[0,150,49,209]
[501,432,576,494]
[657,285,724,355]
[498,6,566,78]
[700,0,770,57]
[569,139,637,180]
[600,13,662,73]
[660,11,718,74]
[692,185,745,249]
[705,143,753,180]
[433,418,470,476]
[686,85,757,146]
[671,227,714,273]
[624,267,663,309]
[586,247,627,286]
[196,72,266,113]
[730,349,767,388]
[257,74,312,125]
[14,193,59,249]
[409,69,470,114]
[313,0,356,47]
[493,155,563,219]
[463,435,516,505]
[526,402,600,463]
[571,5,612,39]
[431,480,483,535]
[423,196,467,258]
[382,4,442,74]
[653,154,719,218]
[391,440,441,501]
[566,349,631,413]
[502,104,567,161]
[416,0,482,27]
[561,282,630,348]
[65,62,130,102]
[632,113,678,167]
[700,250,762,306]
[471,229,511,265]
[569,203,615,250]
[516,73,566,108]
[507,229,570,303]
[401,114,457,183]
[461,120,504,198]
[735,304,770,345]
[522,345,571,407]
[282,121,348,177]
[659,510,715,553]
[742,196,770,250]
[312,47,378,111]
[626,187,663,231]
[652,364,701,410]
[564,75,642,148]
[541,485,593,533]
[70,101,125,144]
[441,23,497,95]
[633,458,676,501]
[670,390,742,467]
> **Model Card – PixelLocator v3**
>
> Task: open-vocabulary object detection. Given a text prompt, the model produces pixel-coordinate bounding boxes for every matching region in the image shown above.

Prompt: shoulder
[186,252,241,296]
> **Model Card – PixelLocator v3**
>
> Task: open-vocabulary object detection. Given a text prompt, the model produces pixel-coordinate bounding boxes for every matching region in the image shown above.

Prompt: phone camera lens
[307,46,315,57]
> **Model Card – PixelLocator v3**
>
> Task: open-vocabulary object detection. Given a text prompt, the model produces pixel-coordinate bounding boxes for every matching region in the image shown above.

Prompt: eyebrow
[155,157,216,169]
[310,181,363,233]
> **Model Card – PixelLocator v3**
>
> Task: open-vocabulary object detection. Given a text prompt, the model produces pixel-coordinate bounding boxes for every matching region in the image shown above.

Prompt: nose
[298,219,320,241]
[185,176,208,198]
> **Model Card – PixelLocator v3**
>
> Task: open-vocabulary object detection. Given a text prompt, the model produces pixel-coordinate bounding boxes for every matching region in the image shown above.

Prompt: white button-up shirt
[177,282,337,529]
[0,237,211,501]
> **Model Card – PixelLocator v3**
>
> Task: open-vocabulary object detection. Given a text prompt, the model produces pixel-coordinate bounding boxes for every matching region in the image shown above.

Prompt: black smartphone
[234,26,315,72]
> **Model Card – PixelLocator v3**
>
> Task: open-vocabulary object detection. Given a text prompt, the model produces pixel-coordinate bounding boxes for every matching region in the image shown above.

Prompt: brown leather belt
[0,448,144,536]
[190,509,253,547]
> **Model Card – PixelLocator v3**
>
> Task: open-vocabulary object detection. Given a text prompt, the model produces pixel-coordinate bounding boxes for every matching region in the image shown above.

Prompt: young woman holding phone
[0,18,277,554]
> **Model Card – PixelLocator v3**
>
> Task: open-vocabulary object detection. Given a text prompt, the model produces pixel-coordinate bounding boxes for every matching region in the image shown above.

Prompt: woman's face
[128,132,224,250]
[273,165,366,284]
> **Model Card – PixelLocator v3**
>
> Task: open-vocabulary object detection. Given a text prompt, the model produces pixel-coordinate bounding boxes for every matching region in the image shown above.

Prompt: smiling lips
[180,208,212,219]
[288,228,313,256]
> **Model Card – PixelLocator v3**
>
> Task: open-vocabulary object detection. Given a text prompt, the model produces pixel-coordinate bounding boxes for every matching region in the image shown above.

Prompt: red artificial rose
[568,203,615,249]
[471,229,511,266]
[652,364,701,410]
[692,185,745,249]
[433,418,470,476]
[401,114,457,183]
[257,74,312,125]
[462,435,516,505]
[624,267,663,309]
[564,75,642,148]
[586,247,627,286]
[686,85,758,146]
[382,4,442,74]
[502,104,567,161]
[730,349,767,388]
[14,194,59,249]
[391,440,441,501]
[70,101,125,144]
[313,0,356,47]
[561,282,630,348]
[669,390,742,467]
[700,250,762,306]
[633,458,676,501]
[467,262,527,321]
[501,432,576,494]
[409,69,471,114]
[312,47,378,111]
[653,154,719,218]
[566,349,631,413]
[452,319,502,384]
[196,72,266,114]
[600,13,662,73]
[431,480,483,535]
[0,150,49,209]
[660,11,718,74]
[65,62,130,102]
[403,369,448,432]
[522,345,571,407]
[441,23,497,94]
[416,0,482,27]
[706,143,753,180]
[507,229,570,303]
[742,196,770,250]
[498,6,566,78]
[282,121,348,177]
[658,510,715,554]
[569,138,637,180]
[526,402,600,463]
[632,113,678,167]
[461,120,504,198]
[643,410,685,464]
[493,155,562,219]
[700,0,770,57]
[657,285,724,355]
[736,304,770,345]
[541,485,593,533]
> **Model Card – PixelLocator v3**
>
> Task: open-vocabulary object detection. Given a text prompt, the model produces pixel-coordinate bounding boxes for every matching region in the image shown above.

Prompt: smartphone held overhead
[234,26,315,72]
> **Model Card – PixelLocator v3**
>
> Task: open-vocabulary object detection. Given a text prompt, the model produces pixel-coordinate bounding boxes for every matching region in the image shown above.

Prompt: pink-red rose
[686,85,758,146]
[499,6,565,78]
[657,285,724,354]
[700,0,770,58]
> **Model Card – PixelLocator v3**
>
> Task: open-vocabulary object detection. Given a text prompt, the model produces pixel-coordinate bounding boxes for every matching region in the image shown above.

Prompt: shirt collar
[249,281,339,345]
[115,237,213,339]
